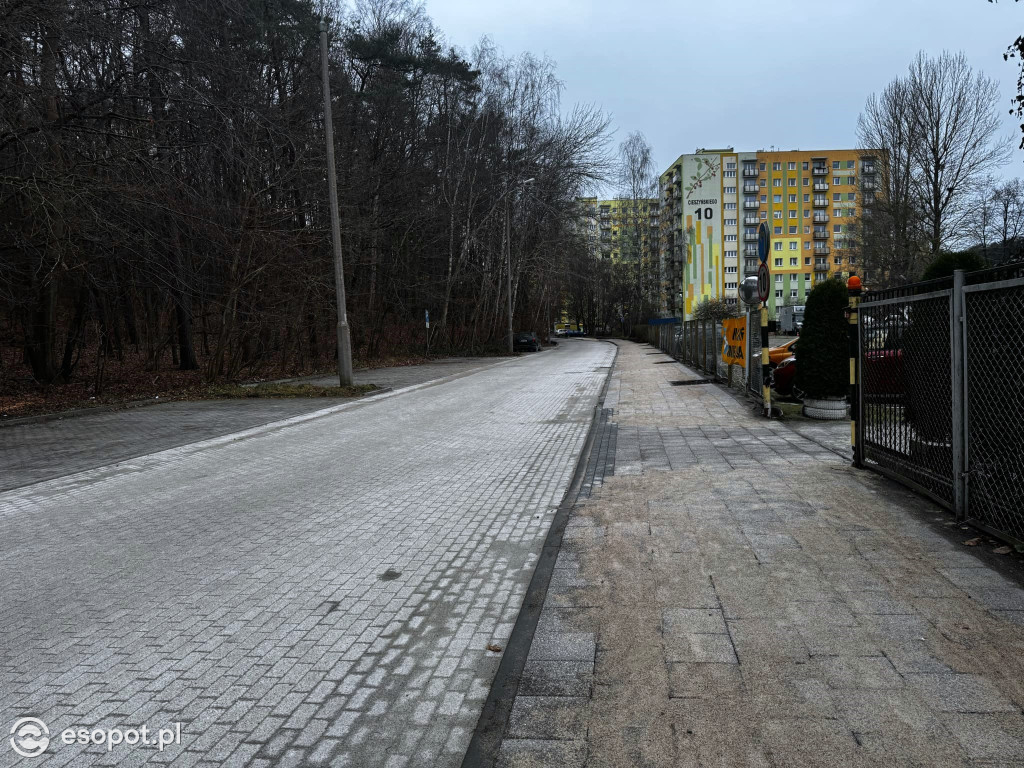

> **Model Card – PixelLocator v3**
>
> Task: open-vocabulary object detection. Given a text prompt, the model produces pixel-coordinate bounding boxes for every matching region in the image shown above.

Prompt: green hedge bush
[795,279,849,399]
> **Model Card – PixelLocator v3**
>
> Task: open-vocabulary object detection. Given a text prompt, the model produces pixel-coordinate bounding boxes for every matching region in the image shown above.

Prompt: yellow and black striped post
[761,302,771,418]
[847,275,863,467]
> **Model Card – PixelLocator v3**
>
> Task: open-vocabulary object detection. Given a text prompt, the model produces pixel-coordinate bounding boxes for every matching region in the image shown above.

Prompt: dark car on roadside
[514,331,542,352]
[770,355,800,399]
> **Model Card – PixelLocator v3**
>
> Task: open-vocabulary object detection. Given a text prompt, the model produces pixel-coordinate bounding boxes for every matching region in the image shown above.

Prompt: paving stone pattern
[0,341,612,768]
[0,357,511,492]
[496,339,1024,768]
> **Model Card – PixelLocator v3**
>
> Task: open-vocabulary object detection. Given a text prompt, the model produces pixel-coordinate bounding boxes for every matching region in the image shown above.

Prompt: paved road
[0,340,613,767]
[0,357,511,492]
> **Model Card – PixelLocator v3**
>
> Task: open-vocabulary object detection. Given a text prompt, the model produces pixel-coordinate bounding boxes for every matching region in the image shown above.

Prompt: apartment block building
[578,196,660,262]
[660,148,880,319]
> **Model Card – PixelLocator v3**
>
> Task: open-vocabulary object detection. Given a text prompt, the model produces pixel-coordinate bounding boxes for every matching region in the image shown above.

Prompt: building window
[774,211,782,219]
[760,195,767,203]
[790,257,798,265]
[724,186,736,193]
[789,241,798,250]
[833,193,841,201]
[802,161,809,170]
[773,194,782,203]
[725,218,737,225]
[725,265,737,273]
[726,161,736,169]
[788,161,796,170]
[834,208,843,218]
[775,273,784,283]
[791,289,799,299]
[724,171,736,178]
[847,193,856,201]
[774,240,782,248]
[773,178,782,187]
[805,271,811,279]
[803,210,810,219]
[834,176,842,185]
[774,258,783,267]
[803,178,809,187]
[847,160,855,168]
[833,224,842,233]
[776,289,783,299]
[804,244,811,252]
[760,212,768,219]
[832,160,840,169]
[725,234,737,241]
[804,225,810,234]
[846,208,856,218]
[759,162,766,171]
[803,194,810,202]
[789,226,797,234]
[789,194,797,203]
[760,179,767,187]
[789,210,797,219]
[725,202,736,210]
[773,162,781,171]
[725,249,737,257]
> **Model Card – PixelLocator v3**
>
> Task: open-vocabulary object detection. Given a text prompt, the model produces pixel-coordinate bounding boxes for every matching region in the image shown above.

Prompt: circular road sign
[757,262,771,303]
[757,222,770,263]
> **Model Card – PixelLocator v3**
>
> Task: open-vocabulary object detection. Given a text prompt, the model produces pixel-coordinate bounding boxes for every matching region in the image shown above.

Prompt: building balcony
[813,213,829,223]
[814,261,830,271]
[814,245,830,255]
[743,200,760,209]
[813,230,830,240]
[744,232,760,242]
[743,184,759,193]
[744,215,761,225]
[743,246,759,257]
[861,165,876,175]
[742,167,759,177]
[813,197,828,207]
[862,179,877,190]
[812,166,829,176]
[813,182,829,191]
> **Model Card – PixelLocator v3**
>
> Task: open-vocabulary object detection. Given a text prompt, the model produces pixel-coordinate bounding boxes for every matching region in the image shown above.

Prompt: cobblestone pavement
[0,356,512,492]
[495,340,1024,768]
[0,340,613,768]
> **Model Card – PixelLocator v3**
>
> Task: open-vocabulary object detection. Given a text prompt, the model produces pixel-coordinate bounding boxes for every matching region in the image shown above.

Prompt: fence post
[761,302,771,417]
[951,269,966,521]
[848,276,863,468]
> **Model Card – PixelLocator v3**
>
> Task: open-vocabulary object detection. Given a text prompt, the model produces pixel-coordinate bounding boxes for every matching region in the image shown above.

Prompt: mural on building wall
[682,153,722,315]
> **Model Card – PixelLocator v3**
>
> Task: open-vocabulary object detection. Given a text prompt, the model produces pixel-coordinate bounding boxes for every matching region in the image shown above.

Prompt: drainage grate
[669,379,712,386]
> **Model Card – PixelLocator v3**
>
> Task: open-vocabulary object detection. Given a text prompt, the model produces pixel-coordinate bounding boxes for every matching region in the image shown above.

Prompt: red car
[770,355,799,398]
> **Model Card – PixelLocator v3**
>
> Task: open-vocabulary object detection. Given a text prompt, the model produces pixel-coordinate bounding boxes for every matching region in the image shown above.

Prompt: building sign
[682,153,723,312]
[721,317,746,367]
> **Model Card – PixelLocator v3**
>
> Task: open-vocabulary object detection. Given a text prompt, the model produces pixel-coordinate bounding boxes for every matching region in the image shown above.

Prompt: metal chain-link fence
[963,276,1024,545]
[857,265,1024,547]
[859,287,955,507]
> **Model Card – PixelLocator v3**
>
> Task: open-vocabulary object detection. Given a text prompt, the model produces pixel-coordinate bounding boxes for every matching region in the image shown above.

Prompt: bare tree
[908,51,1012,255]
[855,76,926,286]
[990,178,1024,263]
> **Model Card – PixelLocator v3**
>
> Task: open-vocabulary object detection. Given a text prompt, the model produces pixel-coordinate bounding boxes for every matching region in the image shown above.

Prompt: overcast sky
[423,0,1024,191]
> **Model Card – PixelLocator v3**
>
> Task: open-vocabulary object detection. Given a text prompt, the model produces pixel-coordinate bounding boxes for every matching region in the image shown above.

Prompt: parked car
[862,329,904,402]
[514,331,542,352]
[554,328,567,337]
[770,355,800,398]
[768,338,798,367]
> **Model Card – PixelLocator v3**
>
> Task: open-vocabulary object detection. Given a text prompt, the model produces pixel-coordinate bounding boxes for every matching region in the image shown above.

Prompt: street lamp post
[319,18,353,386]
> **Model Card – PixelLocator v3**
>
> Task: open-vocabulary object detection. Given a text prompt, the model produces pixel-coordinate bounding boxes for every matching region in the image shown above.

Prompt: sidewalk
[491,340,1024,768]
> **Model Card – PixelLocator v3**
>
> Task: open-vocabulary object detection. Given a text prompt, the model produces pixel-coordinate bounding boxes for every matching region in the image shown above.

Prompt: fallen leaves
[993,546,1012,555]
[963,537,982,546]
[486,643,502,653]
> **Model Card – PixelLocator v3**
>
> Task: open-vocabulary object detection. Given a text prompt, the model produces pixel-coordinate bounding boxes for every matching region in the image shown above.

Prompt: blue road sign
[757,222,770,264]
